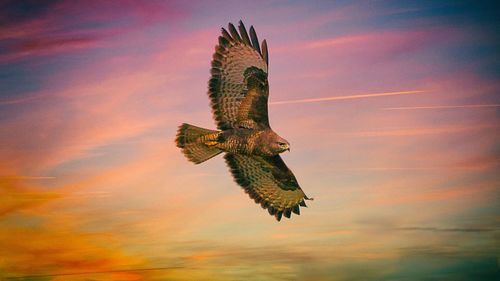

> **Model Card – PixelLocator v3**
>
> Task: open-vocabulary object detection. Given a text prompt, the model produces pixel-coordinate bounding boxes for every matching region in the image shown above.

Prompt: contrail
[384,104,500,110]
[269,90,427,105]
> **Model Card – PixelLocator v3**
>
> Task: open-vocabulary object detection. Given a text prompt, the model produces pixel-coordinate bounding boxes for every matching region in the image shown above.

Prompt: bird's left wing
[225,153,310,221]
[209,21,270,130]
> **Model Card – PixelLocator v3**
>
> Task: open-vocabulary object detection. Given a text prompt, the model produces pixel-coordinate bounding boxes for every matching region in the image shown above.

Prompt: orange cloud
[0,178,144,279]
[0,178,59,218]
[0,224,145,279]
[0,171,179,280]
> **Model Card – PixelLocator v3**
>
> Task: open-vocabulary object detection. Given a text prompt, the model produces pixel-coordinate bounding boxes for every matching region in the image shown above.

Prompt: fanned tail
[175,123,222,164]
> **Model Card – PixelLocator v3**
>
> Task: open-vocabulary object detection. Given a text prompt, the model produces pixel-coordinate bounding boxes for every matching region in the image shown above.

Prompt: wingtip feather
[249,25,261,54]
[221,28,232,42]
[284,208,291,218]
[238,21,252,46]
[299,199,307,207]
[228,23,241,42]
[275,211,283,221]
[262,39,268,65]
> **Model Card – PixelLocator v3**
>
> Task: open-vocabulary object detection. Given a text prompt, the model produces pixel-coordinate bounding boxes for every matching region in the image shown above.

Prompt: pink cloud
[272,28,453,59]
[0,63,183,174]
[0,0,188,63]
[0,36,99,63]
[0,22,223,177]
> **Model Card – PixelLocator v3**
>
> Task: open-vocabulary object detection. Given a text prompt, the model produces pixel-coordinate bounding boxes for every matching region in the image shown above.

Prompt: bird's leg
[199,132,222,147]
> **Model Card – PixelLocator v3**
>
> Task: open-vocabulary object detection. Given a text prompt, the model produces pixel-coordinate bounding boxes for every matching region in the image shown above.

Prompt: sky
[0,0,499,280]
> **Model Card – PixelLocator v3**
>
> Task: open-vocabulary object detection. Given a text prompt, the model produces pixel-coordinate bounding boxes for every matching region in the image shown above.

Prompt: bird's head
[270,134,290,154]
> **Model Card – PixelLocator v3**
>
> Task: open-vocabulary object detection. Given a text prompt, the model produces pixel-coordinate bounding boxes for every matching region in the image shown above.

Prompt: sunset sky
[1,1,499,280]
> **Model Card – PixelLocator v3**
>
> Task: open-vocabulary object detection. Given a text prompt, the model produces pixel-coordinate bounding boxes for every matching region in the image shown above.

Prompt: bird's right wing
[224,153,310,221]
[209,21,269,130]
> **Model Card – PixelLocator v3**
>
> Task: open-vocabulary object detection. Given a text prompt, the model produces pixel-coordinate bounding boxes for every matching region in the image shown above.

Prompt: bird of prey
[176,21,311,221]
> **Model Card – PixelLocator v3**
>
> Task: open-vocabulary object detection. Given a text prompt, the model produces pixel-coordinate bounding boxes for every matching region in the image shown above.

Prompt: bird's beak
[286,146,290,152]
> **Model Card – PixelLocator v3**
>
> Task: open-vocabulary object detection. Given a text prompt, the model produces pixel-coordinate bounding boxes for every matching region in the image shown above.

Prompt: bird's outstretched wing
[225,153,310,221]
[209,21,270,130]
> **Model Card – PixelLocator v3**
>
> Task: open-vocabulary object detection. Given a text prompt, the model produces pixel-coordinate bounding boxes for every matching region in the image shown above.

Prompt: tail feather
[176,123,222,164]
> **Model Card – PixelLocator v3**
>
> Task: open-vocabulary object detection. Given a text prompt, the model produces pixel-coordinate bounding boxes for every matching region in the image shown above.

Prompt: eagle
[176,21,311,221]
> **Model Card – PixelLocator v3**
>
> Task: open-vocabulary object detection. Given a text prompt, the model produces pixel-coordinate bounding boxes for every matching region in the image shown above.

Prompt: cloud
[0,22,224,177]
[0,0,188,62]
[0,148,183,280]
[451,153,500,171]
[0,178,59,218]
[372,182,497,205]
[0,178,145,279]
[272,28,454,60]
[0,66,179,175]
[303,34,368,49]
[0,36,100,63]
[0,222,146,279]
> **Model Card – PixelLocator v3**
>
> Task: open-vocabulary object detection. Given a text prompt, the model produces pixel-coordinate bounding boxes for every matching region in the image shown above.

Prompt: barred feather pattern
[225,153,308,221]
[209,21,268,130]
[176,123,222,164]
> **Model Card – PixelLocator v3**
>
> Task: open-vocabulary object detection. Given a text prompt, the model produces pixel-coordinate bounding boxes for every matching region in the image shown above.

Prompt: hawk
[176,21,311,221]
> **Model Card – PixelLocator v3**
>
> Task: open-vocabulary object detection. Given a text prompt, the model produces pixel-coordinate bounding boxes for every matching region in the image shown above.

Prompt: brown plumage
[175,21,311,221]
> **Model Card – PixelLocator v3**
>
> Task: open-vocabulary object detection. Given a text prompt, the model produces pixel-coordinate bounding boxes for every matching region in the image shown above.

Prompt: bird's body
[215,128,263,155]
[217,128,288,156]
[176,21,311,221]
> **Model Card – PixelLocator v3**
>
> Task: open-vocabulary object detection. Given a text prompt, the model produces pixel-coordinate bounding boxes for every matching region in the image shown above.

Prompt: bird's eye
[278,142,286,146]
